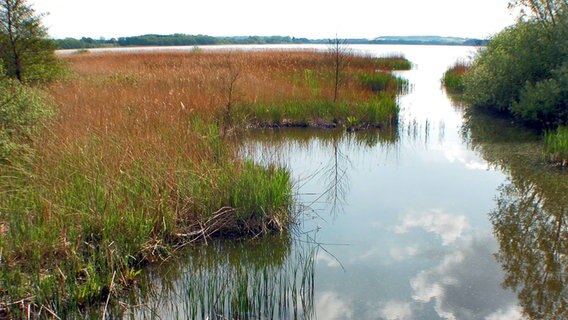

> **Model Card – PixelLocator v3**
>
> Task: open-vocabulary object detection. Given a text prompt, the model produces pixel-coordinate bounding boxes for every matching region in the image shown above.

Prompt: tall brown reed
[0,49,408,316]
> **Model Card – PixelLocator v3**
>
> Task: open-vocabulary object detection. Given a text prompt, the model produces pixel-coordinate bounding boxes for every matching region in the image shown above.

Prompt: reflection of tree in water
[491,181,567,319]
[241,128,399,218]
[318,133,349,216]
[464,109,568,319]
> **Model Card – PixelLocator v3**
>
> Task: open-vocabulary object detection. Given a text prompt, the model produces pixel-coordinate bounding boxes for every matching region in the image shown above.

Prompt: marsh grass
[239,93,398,128]
[544,126,568,166]
[127,236,316,319]
[0,49,409,316]
[442,60,469,94]
[358,71,409,93]
[372,55,412,71]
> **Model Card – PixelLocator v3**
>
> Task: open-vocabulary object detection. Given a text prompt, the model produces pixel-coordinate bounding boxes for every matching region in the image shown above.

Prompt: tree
[463,14,568,127]
[509,0,567,26]
[0,0,59,83]
[328,36,351,103]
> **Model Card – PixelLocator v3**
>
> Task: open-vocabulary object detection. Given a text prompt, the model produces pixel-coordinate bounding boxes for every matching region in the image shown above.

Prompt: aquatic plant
[544,126,568,166]
[371,55,412,71]
[126,236,316,319]
[358,71,409,93]
[0,49,410,316]
[442,60,469,94]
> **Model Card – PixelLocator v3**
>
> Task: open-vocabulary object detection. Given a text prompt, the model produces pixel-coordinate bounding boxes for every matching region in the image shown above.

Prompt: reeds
[442,60,469,94]
[0,49,409,315]
[371,55,412,71]
[544,126,568,166]
[127,236,316,319]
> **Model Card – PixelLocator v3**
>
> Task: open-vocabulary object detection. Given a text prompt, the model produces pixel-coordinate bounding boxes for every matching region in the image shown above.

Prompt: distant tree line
[54,34,488,50]
[55,34,314,49]
[370,39,486,46]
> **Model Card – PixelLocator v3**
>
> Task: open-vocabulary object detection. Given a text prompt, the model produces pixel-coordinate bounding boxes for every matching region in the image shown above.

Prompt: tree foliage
[509,0,567,26]
[0,0,60,83]
[328,36,351,103]
[463,7,568,127]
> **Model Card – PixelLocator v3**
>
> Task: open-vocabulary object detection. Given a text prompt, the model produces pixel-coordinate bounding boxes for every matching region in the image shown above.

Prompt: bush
[0,71,53,162]
[463,17,568,127]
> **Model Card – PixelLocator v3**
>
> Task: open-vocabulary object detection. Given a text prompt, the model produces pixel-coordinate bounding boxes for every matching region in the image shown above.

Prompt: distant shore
[53,34,487,50]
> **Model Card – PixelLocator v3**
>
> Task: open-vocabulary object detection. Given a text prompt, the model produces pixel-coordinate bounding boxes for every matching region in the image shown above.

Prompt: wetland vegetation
[442,1,568,166]
[2,0,567,318]
[0,34,410,316]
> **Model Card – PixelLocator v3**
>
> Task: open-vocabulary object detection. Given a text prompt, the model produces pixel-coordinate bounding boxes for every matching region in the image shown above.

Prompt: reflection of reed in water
[128,234,316,319]
[464,109,568,319]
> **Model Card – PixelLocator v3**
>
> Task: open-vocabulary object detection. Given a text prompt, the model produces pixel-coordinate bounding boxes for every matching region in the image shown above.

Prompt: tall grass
[124,236,316,319]
[0,49,409,316]
[358,71,409,93]
[544,126,568,166]
[442,60,469,94]
[372,55,412,70]
[239,92,398,129]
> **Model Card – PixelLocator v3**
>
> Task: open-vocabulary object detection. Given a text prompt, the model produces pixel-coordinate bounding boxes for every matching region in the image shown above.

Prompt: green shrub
[0,75,53,162]
[463,17,568,126]
[513,59,568,125]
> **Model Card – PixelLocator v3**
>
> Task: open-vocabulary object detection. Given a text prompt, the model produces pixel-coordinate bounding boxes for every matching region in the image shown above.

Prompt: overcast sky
[30,0,518,40]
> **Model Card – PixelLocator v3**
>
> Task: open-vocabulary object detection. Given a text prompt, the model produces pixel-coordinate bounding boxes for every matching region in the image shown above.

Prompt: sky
[30,0,518,40]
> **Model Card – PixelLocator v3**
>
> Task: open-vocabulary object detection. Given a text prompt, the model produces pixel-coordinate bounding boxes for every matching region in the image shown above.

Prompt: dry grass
[42,49,400,176]
[0,49,408,316]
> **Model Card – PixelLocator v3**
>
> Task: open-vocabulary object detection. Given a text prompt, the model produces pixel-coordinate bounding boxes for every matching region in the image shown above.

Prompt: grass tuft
[544,126,568,166]
[442,60,469,94]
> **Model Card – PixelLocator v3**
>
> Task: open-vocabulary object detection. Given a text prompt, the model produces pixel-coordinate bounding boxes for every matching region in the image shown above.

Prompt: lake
[122,44,567,319]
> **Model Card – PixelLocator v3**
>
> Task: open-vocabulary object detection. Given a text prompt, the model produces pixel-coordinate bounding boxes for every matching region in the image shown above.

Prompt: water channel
[121,45,567,319]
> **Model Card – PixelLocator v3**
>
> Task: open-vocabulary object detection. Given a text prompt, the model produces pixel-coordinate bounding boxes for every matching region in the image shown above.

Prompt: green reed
[544,126,568,166]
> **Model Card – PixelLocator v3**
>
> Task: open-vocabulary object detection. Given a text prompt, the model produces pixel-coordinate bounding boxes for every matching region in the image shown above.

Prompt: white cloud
[485,306,524,320]
[442,144,490,171]
[315,250,341,268]
[411,251,463,302]
[409,237,520,320]
[394,210,468,245]
[377,300,414,320]
[315,291,353,320]
[389,245,420,261]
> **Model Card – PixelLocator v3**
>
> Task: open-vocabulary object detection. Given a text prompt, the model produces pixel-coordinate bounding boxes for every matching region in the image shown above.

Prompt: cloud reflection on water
[409,236,521,320]
[394,209,468,245]
[377,300,414,320]
[314,291,353,320]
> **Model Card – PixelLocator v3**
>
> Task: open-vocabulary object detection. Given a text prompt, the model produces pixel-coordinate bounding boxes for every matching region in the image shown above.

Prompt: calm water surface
[128,45,567,319]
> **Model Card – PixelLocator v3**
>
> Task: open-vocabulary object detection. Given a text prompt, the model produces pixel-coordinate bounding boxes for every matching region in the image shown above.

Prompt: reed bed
[125,235,315,320]
[544,126,568,167]
[0,49,408,316]
[442,60,469,94]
